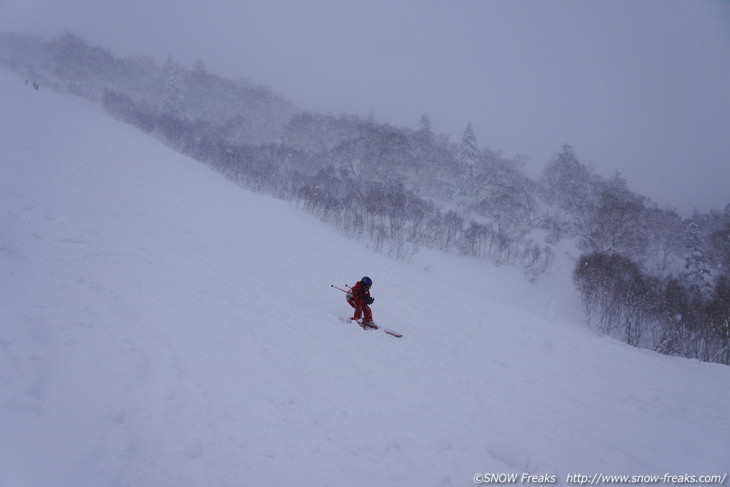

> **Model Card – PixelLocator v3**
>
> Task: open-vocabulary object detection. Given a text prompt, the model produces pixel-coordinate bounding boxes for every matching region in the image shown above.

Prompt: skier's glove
[365,297,375,305]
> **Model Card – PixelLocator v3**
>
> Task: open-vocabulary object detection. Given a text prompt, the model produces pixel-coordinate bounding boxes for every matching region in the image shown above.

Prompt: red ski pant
[347,298,373,322]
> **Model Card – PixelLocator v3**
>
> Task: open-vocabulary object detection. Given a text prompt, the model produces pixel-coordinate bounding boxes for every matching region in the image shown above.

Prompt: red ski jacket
[347,281,371,307]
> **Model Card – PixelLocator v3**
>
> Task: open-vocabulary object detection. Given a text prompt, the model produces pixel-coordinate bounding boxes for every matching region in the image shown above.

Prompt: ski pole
[330,284,349,293]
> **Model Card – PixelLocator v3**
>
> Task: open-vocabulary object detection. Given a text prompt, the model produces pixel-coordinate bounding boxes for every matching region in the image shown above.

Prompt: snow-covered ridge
[1,68,728,487]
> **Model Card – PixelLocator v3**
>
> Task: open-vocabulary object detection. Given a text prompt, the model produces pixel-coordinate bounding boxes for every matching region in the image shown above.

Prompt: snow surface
[1,68,729,487]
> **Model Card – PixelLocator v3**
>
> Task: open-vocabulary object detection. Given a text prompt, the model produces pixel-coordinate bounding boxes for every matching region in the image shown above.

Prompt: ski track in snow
[1,68,729,487]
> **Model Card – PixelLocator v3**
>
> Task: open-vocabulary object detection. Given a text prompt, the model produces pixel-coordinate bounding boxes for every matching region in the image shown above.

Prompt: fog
[2,0,729,213]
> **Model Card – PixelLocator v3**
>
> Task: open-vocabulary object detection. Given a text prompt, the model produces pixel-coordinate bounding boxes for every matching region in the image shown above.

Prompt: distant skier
[347,276,375,326]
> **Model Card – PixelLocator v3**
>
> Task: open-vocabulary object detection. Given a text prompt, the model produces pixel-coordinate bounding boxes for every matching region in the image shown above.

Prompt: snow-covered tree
[459,123,479,179]
[159,55,186,118]
[576,172,648,257]
[416,113,433,144]
[642,206,685,276]
[193,59,207,73]
[685,221,713,299]
[541,143,594,213]
[713,204,730,278]
[473,152,535,223]
[457,123,480,197]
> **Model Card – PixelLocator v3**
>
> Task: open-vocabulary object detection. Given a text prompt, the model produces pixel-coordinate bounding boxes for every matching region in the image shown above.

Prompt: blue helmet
[361,276,372,289]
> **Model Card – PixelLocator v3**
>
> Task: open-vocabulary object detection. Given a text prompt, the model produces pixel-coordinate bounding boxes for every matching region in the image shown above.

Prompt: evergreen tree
[685,221,713,298]
[458,123,479,195]
[713,204,730,278]
[159,55,187,118]
[459,123,479,179]
[416,113,433,143]
[541,143,594,212]
[411,113,436,193]
[193,59,207,73]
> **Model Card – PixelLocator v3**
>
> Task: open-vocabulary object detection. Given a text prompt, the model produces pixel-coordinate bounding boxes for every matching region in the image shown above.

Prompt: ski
[346,318,402,338]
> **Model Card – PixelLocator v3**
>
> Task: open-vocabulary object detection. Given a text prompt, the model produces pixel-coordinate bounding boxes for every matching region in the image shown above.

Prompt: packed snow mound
[1,68,729,487]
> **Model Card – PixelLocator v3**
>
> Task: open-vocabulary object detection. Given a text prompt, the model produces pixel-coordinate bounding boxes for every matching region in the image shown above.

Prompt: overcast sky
[2,0,729,214]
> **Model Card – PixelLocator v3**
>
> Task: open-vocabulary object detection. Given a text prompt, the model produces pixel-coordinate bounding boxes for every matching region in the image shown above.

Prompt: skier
[346,276,375,327]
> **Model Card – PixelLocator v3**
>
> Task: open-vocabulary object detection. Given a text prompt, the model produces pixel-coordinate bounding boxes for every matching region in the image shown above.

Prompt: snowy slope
[1,68,729,487]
